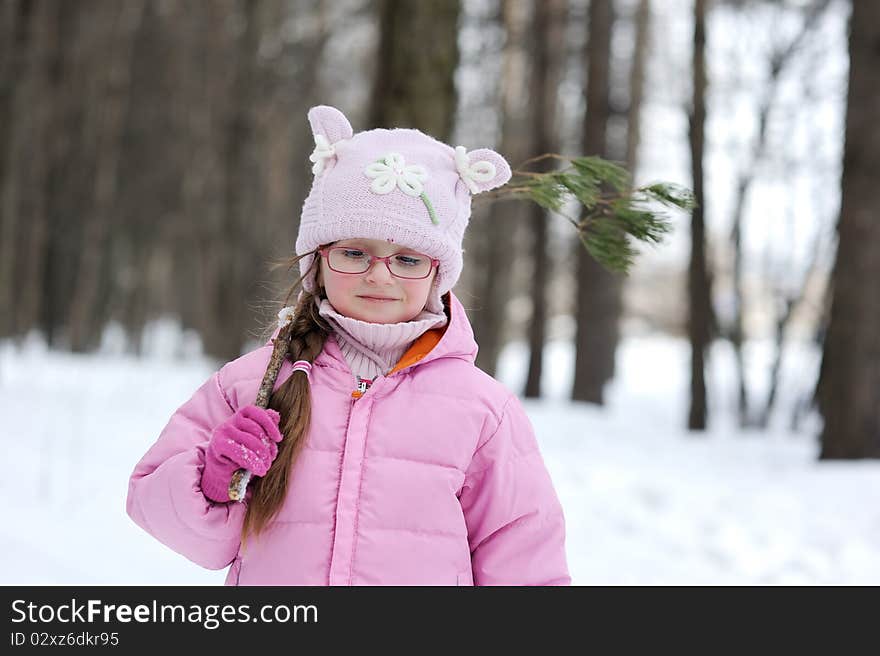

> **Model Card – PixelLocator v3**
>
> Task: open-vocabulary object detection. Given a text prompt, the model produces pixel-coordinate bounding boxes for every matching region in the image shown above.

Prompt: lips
[358,295,398,301]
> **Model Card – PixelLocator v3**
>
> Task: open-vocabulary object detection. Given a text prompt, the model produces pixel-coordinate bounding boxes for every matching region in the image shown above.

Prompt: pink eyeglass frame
[316,246,440,280]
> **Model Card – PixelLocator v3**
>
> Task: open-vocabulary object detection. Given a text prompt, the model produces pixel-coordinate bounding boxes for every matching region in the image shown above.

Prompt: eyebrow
[337,240,417,254]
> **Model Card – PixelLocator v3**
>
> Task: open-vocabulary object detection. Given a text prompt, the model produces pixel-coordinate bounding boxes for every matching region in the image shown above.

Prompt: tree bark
[625,0,650,176]
[114,0,178,353]
[369,0,460,138]
[524,0,566,399]
[68,1,144,352]
[0,0,31,338]
[816,0,880,459]
[23,0,80,347]
[572,0,620,405]
[473,0,532,378]
[205,0,263,362]
[688,0,711,431]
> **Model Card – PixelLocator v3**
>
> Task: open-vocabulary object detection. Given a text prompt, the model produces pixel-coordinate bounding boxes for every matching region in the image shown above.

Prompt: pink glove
[200,405,283,503]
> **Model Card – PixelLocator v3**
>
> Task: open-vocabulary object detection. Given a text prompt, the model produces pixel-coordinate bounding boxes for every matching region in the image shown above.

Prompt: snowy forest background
[1,0,878,584]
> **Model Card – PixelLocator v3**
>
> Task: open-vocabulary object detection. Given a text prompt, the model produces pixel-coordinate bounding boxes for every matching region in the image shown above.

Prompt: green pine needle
[484,154,695,274]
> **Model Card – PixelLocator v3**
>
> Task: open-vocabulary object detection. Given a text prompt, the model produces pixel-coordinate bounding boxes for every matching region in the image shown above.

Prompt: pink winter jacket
[126,291,571,585]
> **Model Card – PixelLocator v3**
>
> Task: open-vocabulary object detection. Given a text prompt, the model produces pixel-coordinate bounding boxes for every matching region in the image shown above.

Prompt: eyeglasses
[317,246,439,280]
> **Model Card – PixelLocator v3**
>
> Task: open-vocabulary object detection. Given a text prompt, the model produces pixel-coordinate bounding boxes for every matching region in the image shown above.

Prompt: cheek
[329,275,357,293]
[405,279,433,305]
[421,272,437,295]
[321,264,352,294]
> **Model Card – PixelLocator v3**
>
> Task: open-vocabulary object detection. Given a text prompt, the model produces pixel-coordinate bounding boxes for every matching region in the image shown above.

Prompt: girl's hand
[200,405,283,503]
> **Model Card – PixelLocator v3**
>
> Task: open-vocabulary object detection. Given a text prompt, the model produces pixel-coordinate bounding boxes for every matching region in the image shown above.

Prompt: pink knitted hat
[296,105,512,315]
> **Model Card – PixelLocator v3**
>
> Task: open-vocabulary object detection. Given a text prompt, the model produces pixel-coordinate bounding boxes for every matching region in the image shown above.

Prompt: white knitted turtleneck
[316,298,448,382]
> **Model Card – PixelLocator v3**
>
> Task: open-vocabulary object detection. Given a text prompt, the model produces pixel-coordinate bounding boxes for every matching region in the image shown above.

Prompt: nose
[364,257,394,283]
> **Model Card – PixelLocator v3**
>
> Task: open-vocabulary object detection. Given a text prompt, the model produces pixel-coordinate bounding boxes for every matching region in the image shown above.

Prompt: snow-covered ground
[1,324,877,585]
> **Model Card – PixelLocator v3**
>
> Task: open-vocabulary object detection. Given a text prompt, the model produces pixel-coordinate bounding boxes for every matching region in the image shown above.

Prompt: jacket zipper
[351,375,374,400]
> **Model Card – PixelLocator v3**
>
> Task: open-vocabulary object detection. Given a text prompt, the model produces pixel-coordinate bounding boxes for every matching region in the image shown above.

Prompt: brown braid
[240,248,332,546]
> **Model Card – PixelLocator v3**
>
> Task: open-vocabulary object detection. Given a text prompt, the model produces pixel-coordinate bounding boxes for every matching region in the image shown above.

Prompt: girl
[126,105,571,586]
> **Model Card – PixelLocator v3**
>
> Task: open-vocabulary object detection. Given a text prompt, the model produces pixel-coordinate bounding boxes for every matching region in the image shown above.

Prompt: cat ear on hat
[307,105,354,175]
[454,146,512,194]
[307,105,353,144]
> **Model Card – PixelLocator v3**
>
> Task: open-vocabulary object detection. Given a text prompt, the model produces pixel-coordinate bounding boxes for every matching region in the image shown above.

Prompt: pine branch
[478,154,695,274]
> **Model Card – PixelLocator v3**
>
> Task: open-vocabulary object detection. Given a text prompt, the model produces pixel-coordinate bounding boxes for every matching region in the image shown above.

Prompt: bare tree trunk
[572,0,619,405]
[0,2,14,191]
[369,0,460,138]
[115,0,163,353]
[20,0,81,347]
[259,0,328,253]
[728,174,748,425]
[205,0,263,362]
[756,298,794,429]
[524,0,566,399]
[68,1,144,352]
[625,0,650,176]
[0,0,31,339]
[816,0,880,459]
[688,0,711,431]
[173,2,229,352]
[180,0,329,351]
[473,0,532,377]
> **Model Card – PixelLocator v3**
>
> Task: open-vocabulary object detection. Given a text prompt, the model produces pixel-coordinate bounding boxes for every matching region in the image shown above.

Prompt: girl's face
[317,238,438,324]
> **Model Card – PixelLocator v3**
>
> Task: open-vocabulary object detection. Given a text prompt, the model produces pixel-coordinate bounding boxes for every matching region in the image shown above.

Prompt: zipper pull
[352,376,373,399]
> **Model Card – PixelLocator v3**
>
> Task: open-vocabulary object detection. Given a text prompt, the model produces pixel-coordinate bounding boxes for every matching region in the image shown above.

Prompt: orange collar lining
[386,294,452,376]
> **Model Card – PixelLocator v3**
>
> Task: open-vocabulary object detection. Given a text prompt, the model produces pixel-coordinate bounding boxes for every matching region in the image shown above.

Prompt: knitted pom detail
[454,146,512,194]
[309,134,335,176]
[306,105,355,176]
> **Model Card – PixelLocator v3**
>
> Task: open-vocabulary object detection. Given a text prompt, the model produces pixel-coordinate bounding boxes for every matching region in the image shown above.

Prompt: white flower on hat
[454,146,497,194]
[309,134,335,175]
[364,152,429,197]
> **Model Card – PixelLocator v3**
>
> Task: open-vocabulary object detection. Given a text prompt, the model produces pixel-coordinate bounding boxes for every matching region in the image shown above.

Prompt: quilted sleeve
[459,395,571,586]
[125,369,247,570]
